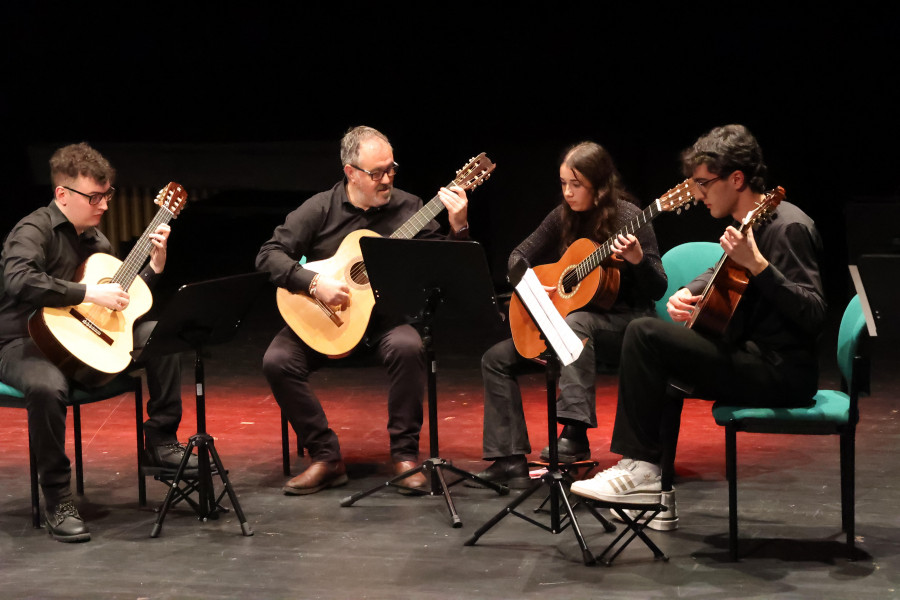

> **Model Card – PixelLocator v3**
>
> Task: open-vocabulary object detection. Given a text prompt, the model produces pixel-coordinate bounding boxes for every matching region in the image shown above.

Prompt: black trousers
[610,317,815,464]
[262,323,426,464]
[480,309,636,460]
[0,320,182,508]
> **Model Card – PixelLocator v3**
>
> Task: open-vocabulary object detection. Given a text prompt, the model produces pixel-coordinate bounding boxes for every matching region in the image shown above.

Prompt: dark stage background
[3,5,899,312]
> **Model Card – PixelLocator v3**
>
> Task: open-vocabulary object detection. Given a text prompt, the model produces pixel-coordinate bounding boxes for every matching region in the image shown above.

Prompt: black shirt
[687,200,826,379]
[0,201,158,347]
[256,181,468,294]
[509,199,668,312]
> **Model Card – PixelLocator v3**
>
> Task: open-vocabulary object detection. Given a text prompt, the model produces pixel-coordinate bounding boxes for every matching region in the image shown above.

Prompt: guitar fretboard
[566,199,663,286]
[390,191,448,240]
[111,206,176,290]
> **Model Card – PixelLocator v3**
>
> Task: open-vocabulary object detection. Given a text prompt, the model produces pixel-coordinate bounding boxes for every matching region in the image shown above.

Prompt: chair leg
[840,430,856,554]
[135,380,147,507]
[281,412,290,476]
[28,429,41,528]
[726,425,738,561]
[73,404,84,496]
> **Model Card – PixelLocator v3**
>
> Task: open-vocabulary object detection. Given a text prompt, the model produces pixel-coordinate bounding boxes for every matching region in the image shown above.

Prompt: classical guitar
[28,182,188,387]
[277,153,496,357]
[687,186,785,337]
[509,180,696,359]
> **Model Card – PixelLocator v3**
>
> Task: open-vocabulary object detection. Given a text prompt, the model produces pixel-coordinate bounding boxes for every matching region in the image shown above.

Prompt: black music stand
[852,254,900,340]
[464,260,619,566]
[340,238,508,528]
[139,271,269,538]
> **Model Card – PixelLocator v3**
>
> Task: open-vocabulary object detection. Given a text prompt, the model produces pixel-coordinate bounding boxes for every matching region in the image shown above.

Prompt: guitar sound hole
[561,271,579,295]
[349,262,369,286]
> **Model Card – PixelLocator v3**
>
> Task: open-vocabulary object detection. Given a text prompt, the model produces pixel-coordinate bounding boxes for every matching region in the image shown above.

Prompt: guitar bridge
[315,299,344,327]
[68,308,115,346]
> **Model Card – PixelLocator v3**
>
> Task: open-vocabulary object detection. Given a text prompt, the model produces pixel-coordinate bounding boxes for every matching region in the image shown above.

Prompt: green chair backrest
[836,295,866,391]
[656,242,722,321]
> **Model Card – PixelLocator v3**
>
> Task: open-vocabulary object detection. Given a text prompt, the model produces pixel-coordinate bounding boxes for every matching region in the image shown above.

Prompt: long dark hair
[559,141,634,250]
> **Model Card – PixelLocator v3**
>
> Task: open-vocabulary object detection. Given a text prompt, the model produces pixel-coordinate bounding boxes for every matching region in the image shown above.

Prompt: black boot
[465,455,531,489]
[146,441,199,470]
[540,424,590,463]
[43,500,91,543]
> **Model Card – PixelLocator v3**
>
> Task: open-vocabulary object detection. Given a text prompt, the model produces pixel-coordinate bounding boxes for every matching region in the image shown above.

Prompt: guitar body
[687,258,749,337]
[509,238,620,359]
[276,229,379,357]
[275,153,497,358]
[28,253,153,387]
[686,187,786,338]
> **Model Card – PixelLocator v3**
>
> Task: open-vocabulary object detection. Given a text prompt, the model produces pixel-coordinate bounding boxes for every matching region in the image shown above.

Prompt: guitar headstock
[154,182,188,218]
[452,153,496,191]
[741,186,785,229]
[658,179,696,213]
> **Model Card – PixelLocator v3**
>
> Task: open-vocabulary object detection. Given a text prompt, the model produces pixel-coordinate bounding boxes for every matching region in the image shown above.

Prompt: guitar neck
[572,199,664,281]
[389,187,451,240]
[110,205,176,290]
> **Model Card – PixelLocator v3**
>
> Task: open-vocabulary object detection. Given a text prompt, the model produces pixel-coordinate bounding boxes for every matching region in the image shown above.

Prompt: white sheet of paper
[514,268,584,366]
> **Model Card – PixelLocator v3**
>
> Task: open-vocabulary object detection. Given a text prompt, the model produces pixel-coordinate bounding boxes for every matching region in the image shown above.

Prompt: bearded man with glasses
[257,125,470,496]
[0,142,193,542]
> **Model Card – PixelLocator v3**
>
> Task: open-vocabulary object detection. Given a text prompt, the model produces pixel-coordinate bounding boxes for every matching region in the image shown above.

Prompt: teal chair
[655,241,722,321]
[0,373,143,527]
[711,295,867,560]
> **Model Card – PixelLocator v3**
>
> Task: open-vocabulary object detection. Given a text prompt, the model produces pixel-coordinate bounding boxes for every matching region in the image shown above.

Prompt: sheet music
[513,268,584,365]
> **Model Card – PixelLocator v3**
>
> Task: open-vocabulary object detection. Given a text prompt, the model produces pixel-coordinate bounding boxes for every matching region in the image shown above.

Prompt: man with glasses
[570,125,826,531]
[0,142,193,542]
[257,125,470,496]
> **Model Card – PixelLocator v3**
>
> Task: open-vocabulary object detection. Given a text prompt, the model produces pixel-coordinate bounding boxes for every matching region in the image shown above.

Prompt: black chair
[0,372,143,527]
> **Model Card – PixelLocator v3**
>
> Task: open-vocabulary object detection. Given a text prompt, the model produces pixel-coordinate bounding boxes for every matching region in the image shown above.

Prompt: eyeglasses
[350,162,399,181]
[693,176,722,191]
[62,186,116,205]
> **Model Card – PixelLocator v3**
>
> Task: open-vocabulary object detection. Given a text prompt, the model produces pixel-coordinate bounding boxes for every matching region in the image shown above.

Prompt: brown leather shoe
[393,460,428,495]
[283,460,348,495]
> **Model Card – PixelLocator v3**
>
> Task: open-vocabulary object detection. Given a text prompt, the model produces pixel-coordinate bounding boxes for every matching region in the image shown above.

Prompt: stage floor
[1,301,898,599]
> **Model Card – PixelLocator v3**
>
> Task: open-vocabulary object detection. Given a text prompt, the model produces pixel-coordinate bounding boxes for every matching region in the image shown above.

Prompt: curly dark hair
[681,124,767,193]
[49,142,115,187]
[558,141,635,250]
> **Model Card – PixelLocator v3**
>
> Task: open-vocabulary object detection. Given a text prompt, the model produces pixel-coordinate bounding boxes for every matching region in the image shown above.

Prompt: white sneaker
[569,458,662,505]
[610,489,679,531]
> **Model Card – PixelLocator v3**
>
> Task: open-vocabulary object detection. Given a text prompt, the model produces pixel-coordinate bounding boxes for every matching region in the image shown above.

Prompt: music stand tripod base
[343,238,508,527]
[464,351,613,566]
[139,272,267,539]
[341,457,509,528]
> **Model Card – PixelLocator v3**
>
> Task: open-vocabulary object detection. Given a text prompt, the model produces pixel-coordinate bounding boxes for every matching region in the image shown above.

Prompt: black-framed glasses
[62,186,116,205]
[693,176,722,191]
[350,162,399,181]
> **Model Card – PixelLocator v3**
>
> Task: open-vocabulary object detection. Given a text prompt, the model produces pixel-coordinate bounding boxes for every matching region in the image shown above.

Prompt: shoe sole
[569,485,662,505]
[539,451,591,463]
[395,475,429,495]
[464,476,532,489]
[44,524,91,543]
[282,473,349,496]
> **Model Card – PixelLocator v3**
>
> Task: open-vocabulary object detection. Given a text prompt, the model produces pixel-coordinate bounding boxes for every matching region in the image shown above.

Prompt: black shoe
[539,437,591,463]
[146,442,199,470]
[465,455,532,489]
[43,501,90,543]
